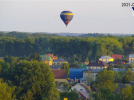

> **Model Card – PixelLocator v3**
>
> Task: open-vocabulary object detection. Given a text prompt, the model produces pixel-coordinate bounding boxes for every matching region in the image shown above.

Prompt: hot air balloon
[60,11,73,27]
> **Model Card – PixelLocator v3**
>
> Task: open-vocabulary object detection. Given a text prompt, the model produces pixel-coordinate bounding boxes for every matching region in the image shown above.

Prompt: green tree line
[0,31,134,63]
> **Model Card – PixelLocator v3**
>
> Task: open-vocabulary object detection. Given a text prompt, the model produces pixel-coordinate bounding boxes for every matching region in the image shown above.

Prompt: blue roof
[68,69,87,83]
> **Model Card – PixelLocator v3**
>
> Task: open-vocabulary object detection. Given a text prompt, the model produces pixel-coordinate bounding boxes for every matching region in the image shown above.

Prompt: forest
[0,31,133,63]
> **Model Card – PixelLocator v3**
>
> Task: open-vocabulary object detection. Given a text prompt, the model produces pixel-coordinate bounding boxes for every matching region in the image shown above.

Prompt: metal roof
[129,54,134,58]
[100,56,113,59]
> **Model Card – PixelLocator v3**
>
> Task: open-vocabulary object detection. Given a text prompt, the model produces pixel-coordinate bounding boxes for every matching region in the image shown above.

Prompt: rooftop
[83,68,104,73]
[129,54,134,58]
[53,58,68,62]
[40,55,53,61]
[79,83,92,93]
[100,56,113,59]
[113,68,126,72]
[51,69,67,79]
[87,61,108,66]
[78,90,89,99]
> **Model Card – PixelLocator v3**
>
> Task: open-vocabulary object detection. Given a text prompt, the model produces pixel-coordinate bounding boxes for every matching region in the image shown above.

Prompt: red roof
[51,70,67,79]
[111,54,122,60]
[46,54,57,59]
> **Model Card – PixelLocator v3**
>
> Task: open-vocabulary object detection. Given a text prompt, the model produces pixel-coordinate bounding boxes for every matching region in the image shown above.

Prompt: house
[68,69,87,83]
[51,69,68,82]
[99,56,114,63]
[80,68,104,84]
[53,58,68,65]
[40,55,53,66]
[86,61,108,69]
[108,61,125,66]
[132,68,134,72]
[130,81,134,86]
[69,83,92,93]
[46,54,57,60]
[113,68,126,72]
[78,90,90,100]
[129,54,134,64]
[80,63,87,69]
[111,54,122,60]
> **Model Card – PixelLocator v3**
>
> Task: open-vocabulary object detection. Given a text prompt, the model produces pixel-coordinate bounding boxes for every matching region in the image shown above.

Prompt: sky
[0,0,134,34]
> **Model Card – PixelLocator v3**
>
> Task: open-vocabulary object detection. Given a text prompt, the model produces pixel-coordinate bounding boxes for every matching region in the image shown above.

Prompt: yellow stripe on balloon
[60,13,73,15]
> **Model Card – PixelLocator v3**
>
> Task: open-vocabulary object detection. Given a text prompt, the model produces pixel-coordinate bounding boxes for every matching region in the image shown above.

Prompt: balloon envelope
[60,11,73,27]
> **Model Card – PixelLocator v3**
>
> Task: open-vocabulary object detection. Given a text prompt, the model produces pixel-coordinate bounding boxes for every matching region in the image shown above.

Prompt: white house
[99,56,114,63]
[69,83,92,93]
[129,54,134,64]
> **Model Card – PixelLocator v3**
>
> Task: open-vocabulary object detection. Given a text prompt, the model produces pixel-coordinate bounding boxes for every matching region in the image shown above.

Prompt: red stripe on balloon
[65,21,70,24]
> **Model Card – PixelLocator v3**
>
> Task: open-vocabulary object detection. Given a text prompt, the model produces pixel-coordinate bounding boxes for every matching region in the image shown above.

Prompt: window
[80,89,83,91]
[131,59,132,61]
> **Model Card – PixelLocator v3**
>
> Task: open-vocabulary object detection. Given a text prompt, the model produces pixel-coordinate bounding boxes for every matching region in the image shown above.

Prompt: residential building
[40,55,53,66]
[53,58,68,65]
[80,68,103,83]
[108,61,125,66]
[69,83,92,94]
[46,54,57,60]
[113,68,126,72]
[99,56,114,63]
[130,81,134,86]
[129,54,134,64]
[86,61,108,69]
[111,54,122,60]
[68,69,87,83]
[51,69,67,82]
[80,63,87,69]
[78,90,90,100]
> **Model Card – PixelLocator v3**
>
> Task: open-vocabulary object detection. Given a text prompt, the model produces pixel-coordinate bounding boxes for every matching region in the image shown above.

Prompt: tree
[69,63,79,68]
[0,79,16,100]
[85,57,89,62]
[107,63,113,70]
[63,82,69,90]
[28,53,42,62]
[121,85,133,100]
[127,62,134,69]
[62,63,70,76]
[73,54,77,62]
[114,71,123,83]
[74,61,78,65]
[23,90,33,100]
[86,70,93,85]
[13,60,60,100]
[60,91,79,100]
[116,64,125,68]
[122,68,134,84]
[95,69,118,92]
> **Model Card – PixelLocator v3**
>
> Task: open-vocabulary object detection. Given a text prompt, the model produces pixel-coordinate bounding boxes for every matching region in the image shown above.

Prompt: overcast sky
[0,0,134,34]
